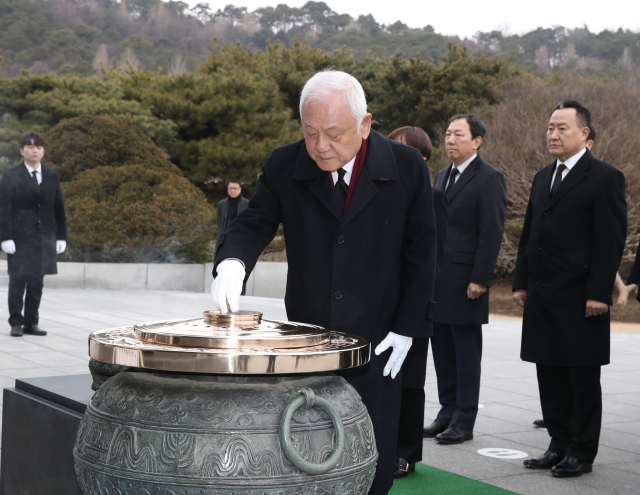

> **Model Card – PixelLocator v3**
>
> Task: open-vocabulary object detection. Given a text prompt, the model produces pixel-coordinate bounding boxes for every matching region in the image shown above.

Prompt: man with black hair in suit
[424,115,507,445]
[215,179,249,247]
[514,101,626,478]
[0,132,67,337]
[532,122,597,431]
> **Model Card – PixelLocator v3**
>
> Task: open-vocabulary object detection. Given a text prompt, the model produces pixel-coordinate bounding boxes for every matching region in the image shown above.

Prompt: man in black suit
[513,100,626,478]
[424,115,507,444]
[0,132,67,337]
[533,123,597,431]
[211,70,438,494]
[215,179,249,247]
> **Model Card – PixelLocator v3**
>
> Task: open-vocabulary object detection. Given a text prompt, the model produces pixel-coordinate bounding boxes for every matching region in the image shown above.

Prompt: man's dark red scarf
[330,137,368,212]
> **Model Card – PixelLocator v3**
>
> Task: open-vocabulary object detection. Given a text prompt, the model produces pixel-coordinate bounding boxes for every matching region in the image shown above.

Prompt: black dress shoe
[23,325,47,336]
[551,456,592,478]
[10,325,23,337]
[423,419,448,438]
[533,419,547,428]
[393,457,415,478]
[523,450,563,469]
[435,425,473,444]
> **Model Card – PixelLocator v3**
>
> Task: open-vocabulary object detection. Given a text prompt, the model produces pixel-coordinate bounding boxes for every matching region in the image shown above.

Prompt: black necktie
[31,170,39,188]
[335,168,348,208]
[550,164,566,198]
[445,168,459,195]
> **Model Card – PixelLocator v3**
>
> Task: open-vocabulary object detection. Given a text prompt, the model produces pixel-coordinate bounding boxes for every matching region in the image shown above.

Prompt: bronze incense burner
[74,310,377,495]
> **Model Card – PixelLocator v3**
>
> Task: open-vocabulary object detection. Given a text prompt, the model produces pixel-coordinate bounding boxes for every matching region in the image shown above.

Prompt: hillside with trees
[1,0,639,78]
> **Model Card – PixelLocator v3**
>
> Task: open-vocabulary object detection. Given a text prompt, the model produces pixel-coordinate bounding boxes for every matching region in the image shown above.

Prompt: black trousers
[396,387,425,463]
[8,275,44,327]
[536,364,602,463]
[431,322,483,430]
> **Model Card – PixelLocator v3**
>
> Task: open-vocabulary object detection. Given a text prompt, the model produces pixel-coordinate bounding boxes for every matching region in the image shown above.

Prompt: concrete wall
[13,261,289,298]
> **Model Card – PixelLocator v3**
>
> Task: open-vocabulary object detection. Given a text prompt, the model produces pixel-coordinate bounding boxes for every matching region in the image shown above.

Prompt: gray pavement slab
[488,472,613,495]
[473,415,533,436]
[611,461,640,475]
[573,465,640,495]
[0,284,639,494]
[605,421,640,436]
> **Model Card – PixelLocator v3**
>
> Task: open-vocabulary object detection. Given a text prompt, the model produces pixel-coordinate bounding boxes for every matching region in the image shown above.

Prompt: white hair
[299,69,367,124]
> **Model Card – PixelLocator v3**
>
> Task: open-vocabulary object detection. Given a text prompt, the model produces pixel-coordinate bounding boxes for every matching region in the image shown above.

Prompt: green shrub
[62,165,214,263]
[45,115,179,182]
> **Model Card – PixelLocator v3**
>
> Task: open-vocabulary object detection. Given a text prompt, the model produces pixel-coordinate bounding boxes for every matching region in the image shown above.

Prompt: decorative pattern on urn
[74,372,377,495]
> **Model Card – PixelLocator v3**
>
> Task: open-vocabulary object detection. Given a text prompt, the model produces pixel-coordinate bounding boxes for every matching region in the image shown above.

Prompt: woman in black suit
[387,126,448,477]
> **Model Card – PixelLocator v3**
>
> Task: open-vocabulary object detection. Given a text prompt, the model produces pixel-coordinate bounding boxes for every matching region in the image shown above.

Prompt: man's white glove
[1,240,16,254]
[211,259,246,314]
[374,331,413,379]
[56,240,67,254]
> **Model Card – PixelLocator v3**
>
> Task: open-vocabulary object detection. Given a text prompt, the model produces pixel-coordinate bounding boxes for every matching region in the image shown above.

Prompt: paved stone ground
[0,281,639,494]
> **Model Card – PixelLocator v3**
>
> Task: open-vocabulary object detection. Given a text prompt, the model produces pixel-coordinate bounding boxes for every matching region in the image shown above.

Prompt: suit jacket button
[334,291,342,300]
[538,244,543,249]
[336,236,345,245]
[536,279,542,284]
[543,210,550,216]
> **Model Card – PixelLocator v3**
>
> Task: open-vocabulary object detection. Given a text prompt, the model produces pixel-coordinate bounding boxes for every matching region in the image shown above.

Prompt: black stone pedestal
[0,374,94,495]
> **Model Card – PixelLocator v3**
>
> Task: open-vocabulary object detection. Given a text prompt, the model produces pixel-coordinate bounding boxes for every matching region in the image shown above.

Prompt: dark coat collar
[539,148,593,208]
[17,161,42,197]
[443,154,483,203]
[293,129,399,225]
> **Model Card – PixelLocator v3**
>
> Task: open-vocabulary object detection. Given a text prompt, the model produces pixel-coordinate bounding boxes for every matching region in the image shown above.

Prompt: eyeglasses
[227,186,241,190]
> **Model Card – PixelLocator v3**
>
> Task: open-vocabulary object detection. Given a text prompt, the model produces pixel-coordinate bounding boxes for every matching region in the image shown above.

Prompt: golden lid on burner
[90,326,370,374]
[133,317,330,349]
[89,310,371,374]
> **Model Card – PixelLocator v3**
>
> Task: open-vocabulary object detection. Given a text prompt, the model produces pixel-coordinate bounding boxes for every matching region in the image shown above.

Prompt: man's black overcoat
[0,163,67,279]
[215,195,250,246]
[215,129,437,494]
[432,155,507,325]
[513,150,626,367]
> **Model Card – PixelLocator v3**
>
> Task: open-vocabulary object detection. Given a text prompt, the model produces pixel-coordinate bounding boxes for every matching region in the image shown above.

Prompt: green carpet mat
[389,463,517,494]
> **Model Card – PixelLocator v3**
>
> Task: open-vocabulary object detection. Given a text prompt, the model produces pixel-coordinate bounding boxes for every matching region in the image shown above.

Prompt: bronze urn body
[74,314,377,494]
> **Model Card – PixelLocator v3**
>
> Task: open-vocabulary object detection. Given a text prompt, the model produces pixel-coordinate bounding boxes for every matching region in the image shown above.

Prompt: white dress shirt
[444,153,477,190]
[550,147,586,190]
[25,163,42,185]
[331,156,356,186]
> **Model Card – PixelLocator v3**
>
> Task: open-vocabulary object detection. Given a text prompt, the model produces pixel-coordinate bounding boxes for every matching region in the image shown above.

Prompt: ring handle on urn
[279,388,345,475]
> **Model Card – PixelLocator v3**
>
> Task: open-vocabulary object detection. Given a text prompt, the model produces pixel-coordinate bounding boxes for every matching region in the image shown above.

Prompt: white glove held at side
[56,240,67,254]
[211,259,246,314]
[374,331,413,379]
[1,240,16,254]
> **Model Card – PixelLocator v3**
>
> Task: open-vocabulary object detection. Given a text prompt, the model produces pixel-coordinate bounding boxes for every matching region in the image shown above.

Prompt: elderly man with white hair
[212,70,437,494]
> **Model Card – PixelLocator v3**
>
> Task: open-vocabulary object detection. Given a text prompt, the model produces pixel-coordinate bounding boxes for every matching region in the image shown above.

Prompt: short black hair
[554,100,591,129]
[587,124,596,142]
[228,179,241,186]
[20,132,45,149]
[449,114,486,141]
